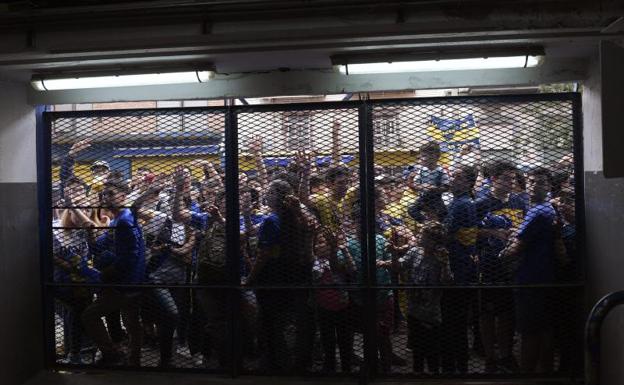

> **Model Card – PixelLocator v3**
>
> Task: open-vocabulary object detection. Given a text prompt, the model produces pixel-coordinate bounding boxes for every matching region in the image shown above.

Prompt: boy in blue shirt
[82,177,146,366]
[475,161,526,372]
[407,141,450,222]
[441,165,478,374]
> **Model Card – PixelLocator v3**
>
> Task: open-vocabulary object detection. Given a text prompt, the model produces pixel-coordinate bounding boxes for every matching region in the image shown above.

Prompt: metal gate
[39,93,584,382]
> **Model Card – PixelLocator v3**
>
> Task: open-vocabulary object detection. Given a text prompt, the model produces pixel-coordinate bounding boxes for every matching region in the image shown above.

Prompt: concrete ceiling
[0,0,621,83]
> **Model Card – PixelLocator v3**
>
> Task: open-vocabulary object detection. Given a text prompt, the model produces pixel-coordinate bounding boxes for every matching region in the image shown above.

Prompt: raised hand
[248,135,263,155]
[207,205,224,222]
[294,149,312,172]
[321,226,338,248]
[68,139,91,157]
[173,166,190,190]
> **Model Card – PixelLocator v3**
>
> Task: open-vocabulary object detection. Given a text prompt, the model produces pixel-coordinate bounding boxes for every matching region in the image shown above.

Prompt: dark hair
[551,170,570,197]
[137,166,151,173]
[271,171,299,191]
[325,165,350,183]
[309,174,324,190]
[489,160,516,178]
[104,171,130,194]
[420,141,441,158]
[528,166,552,184]
[515,170,526,190]
[455,165,478,191]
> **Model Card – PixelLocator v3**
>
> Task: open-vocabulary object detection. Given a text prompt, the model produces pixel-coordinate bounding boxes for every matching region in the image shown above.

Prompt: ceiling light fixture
[338,55,542,75]
[31,70,213,91]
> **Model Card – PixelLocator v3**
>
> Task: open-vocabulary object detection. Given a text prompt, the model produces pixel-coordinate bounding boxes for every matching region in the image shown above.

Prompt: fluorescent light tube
[32,71,212,91]
[339,56,541,74]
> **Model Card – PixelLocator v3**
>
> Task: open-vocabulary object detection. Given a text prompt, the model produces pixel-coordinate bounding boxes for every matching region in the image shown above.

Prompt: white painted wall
[0,81,37,183]
[582,56,603,172]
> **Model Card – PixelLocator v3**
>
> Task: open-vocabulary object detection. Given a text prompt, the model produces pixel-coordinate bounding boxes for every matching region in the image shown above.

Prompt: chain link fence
[42,93,583,382]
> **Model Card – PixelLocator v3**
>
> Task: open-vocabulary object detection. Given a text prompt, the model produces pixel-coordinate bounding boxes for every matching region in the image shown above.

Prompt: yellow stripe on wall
[131,156,219,179]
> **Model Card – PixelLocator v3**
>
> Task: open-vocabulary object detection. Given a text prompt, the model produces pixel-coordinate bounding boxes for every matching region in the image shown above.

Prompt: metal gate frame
[37,92,585,382]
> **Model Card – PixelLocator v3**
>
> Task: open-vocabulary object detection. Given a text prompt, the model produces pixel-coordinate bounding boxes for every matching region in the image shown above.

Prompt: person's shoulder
[263,212,280,225]
[509,192,529,209]
[310,192,329,204]
[525,202,555,221]
[453,194,475,208]
[406,246,424,260]
[116,209,135,225]
[530,202,555,214]
[474,192,494,207]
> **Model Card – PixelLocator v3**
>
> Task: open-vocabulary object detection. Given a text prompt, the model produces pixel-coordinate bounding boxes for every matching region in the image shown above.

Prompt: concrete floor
[23,370,580,385]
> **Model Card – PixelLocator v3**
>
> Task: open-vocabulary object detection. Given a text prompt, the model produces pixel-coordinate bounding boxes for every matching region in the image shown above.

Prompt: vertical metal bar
[571,93,586,283]
[571,92,586,381]
[36,106,55,369]
[224,107,241,377]
[358,100,377,383]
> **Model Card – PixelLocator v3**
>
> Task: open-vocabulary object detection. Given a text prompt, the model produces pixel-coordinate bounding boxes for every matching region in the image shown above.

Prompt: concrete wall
[0,49,621,385]
[0,81,43,385]
[582,55,624,385]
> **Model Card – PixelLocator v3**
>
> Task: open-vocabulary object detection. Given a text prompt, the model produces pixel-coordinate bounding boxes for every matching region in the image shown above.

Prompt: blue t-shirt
[190,211,211,231]
[95,208,146,286]
[475,192,527,282]
[255,213,290,285]
[475,178,491,200]
[240,213,268,234]
[516,202,557,284]
[411,164,449,187]
[376,213,404,233]
[445,193,478,283]
[258,212,280,248]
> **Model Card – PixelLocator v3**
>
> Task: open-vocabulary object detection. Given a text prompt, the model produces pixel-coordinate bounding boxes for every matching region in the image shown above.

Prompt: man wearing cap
[82,176,146,366]
[60,139,111,195]
[89,160,111,193]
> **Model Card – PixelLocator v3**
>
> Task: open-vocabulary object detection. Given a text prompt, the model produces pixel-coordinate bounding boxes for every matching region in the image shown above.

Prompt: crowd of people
[52,135,579,375]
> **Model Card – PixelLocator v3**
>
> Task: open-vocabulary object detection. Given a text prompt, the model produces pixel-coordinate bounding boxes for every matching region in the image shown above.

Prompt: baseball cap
[90,160,110,171]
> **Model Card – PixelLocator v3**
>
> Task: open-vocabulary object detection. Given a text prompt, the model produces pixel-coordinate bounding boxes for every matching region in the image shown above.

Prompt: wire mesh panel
[49,108,230,370]
[43,93,583,382]
[371,96,582,378]
[235,106,364,376]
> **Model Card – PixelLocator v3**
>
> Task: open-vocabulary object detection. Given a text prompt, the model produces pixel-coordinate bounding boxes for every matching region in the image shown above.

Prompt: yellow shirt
[309,186,358,231]
[310,193,343,232]
[398,190,422,235]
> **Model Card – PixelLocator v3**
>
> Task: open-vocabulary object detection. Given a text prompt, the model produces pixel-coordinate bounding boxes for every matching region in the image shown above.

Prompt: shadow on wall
[0,183,43,385]
[584,171,624,385]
